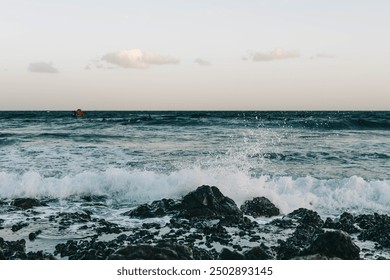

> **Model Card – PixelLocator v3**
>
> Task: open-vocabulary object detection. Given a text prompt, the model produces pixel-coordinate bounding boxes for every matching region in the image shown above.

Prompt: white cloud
[101,49,180,69]
[248,48,300,62]
[194,58,211,66]
[28,62,59,73]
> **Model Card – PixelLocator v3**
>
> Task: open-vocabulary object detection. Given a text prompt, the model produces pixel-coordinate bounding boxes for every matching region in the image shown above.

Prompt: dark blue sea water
[0,111,390,256]
[0,111,389,213]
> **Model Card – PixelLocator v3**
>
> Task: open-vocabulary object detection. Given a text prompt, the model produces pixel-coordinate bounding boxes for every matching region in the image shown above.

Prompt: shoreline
[1,185,390,260]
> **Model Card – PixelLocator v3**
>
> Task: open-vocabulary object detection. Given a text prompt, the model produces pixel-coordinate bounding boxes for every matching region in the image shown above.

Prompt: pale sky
[0,0,389,110]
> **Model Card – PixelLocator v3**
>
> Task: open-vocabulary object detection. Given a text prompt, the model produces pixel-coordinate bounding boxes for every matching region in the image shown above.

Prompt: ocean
[0,111,389,259]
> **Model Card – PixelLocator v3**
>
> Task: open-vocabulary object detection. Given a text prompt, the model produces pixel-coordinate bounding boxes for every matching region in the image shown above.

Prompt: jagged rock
[179,185,241,218]
[123,199,180,218]
[241,197,280,218]
[108,243,193,260]
[305,230,360,260]
[323,212,359,234]
[0,238,26,260]
[276,222,324,260]
[357,213,390,247]
[56,211,92,229]
[11,198,47,210]
[268,218,295,229]
[193,247,216,260]
[287,208,324,228]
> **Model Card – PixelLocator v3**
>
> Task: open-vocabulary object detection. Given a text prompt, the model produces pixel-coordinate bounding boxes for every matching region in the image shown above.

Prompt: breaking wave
[1,168,389,216]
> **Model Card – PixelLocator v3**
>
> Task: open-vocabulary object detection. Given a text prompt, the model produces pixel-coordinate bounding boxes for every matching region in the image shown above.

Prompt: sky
[0,0,389,110]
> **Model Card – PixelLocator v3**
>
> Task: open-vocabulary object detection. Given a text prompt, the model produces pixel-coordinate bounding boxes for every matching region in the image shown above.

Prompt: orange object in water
[74,109,85,117]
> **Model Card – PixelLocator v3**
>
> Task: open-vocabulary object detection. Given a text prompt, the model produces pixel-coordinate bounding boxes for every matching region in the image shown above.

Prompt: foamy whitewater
[0,111,389,257]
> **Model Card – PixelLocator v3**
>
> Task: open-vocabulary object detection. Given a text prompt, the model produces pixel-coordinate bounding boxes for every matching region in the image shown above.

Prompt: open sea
[0,111,389,256]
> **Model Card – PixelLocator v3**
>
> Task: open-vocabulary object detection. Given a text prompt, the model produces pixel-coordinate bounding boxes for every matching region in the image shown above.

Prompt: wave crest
[1,168,389,215]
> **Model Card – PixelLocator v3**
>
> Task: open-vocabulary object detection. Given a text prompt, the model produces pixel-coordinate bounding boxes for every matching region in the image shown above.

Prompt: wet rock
[241,197,280,218]
[356,214,376,229]
[357,213,390,247]
[57,211,92,229]
[108,243,193,260]
[54,239,117,260]
[193,247,216,260]
[218,215,256,230]
[124,199,180,218]
[179,185,241,218]
[0,239,26,259]
[81,195,107,203]
[95,219,124,235]
[268,218,295,229]
[142,222,161,229]
[11,198,47,210]
[276,222,324,260]
[323,212,359,234]
[292,254,339,260]
[244,244,275,260]
[305,230,360,260]
[287,208,324,228]
[219,248,245,260]
[11,222,29,232]
[28,230,42,241]
[26,251,56,260]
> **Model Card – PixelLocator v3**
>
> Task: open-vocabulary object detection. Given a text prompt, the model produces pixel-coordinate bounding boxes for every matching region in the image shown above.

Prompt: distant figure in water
[73,109,85,117]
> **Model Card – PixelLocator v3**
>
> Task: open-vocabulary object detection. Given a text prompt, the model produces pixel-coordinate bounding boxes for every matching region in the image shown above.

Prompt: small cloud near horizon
[194,58,211,66]
[101,49,180,69]
[246,48,300,62]
[28,62,59,73]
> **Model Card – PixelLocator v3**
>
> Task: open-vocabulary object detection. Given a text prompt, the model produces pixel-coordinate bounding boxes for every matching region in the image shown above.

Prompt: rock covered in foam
[240,197,280,218]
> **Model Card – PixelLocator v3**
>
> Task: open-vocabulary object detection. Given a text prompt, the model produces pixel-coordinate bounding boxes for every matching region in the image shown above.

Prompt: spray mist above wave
[1,168,389,215]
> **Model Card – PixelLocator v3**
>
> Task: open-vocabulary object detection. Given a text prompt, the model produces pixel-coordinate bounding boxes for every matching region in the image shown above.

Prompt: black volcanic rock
[179,185,241,218]
[123,198,180,218]
[11,198,47,210]
[276,209,324,260]
[11,222,29,232]
[287,208,324,228]
[305,230,360,260]
[0,238,26,260]
[323,212,360,234]
[28,230,42,241]
[357,213,390,247]
[244,244,274,260]
[108,243,193,260]
[218,248,245,260]
[240,197,280,218]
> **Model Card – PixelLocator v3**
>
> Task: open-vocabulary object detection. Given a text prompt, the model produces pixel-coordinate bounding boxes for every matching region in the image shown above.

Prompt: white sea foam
[1,168,389,215]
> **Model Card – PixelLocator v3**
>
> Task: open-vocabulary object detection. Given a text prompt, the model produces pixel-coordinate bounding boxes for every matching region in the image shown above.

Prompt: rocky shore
[1,185,389,260]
